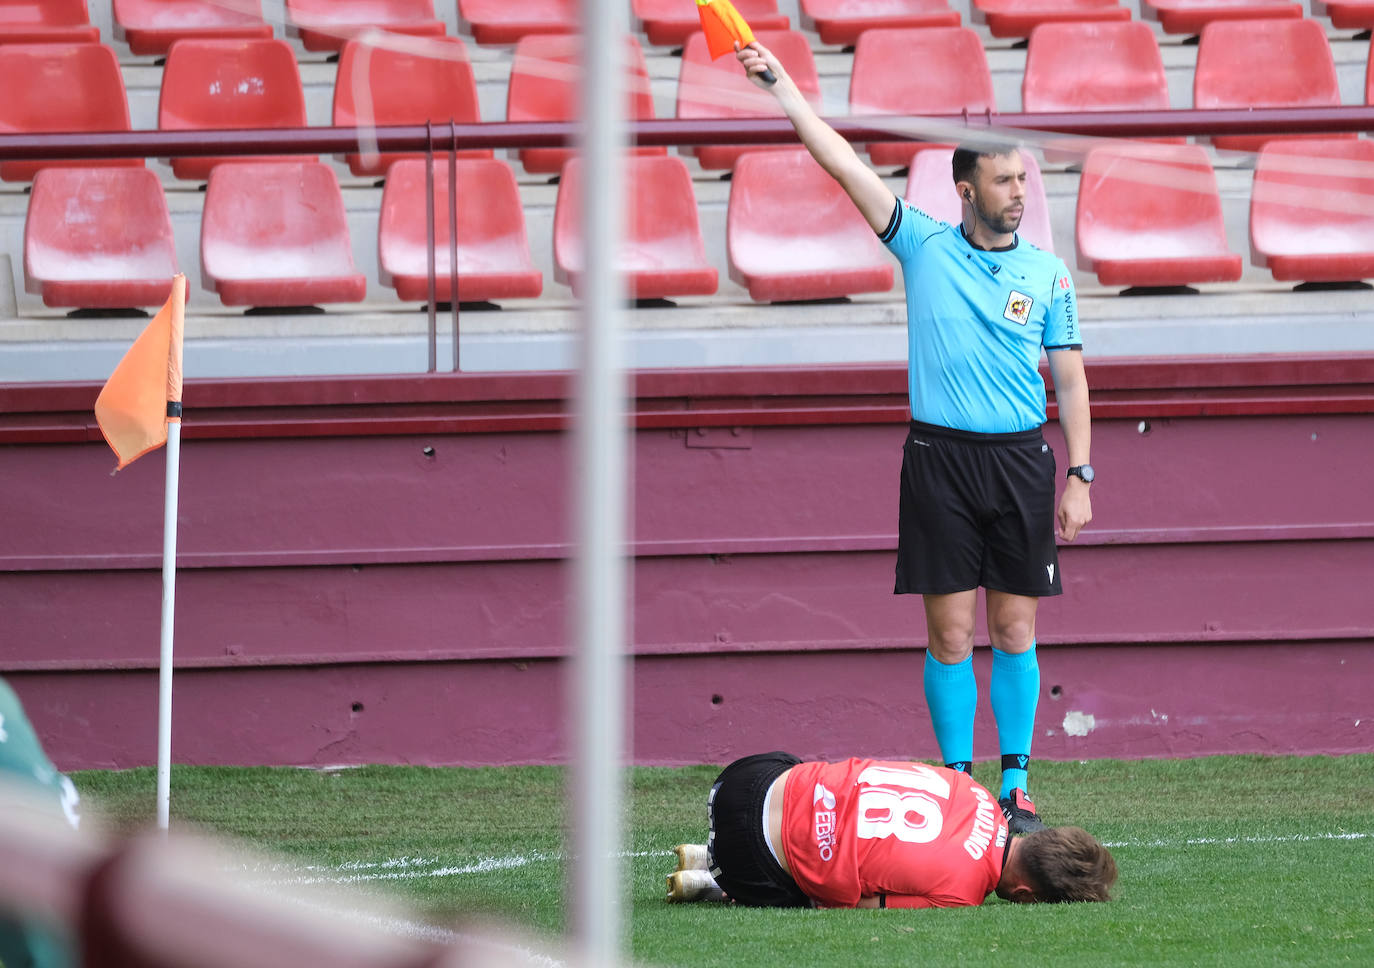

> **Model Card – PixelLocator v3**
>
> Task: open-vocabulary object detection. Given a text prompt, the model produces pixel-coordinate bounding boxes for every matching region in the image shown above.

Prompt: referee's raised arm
[736,41,896,234]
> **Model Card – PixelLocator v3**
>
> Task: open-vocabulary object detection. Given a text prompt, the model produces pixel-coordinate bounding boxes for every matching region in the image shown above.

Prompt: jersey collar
[960,225,1019,253]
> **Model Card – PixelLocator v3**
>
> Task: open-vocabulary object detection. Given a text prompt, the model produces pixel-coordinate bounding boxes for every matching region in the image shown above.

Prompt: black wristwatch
[1067,464,1095,484]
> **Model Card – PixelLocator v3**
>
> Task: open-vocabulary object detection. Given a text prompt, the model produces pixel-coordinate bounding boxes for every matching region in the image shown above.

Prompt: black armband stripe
[878,197,902,243]
[1044,343,1083,351]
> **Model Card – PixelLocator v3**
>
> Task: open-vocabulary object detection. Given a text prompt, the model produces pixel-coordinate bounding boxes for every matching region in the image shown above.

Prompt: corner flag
[93,274,187,831]
[94,274,185,471]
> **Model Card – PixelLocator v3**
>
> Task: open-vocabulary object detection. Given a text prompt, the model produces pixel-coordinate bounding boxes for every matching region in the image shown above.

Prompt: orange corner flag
[94,274,186,471]
[696,0,756,60]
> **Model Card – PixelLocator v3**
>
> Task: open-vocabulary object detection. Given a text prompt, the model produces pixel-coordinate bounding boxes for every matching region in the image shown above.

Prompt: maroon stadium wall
[2,355,1372,769]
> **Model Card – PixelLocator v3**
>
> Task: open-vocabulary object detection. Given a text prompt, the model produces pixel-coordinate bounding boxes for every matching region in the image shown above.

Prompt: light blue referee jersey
[879,199,1081,434]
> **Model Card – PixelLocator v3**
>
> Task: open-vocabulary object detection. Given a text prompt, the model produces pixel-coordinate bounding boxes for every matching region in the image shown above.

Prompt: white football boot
[666,869,725,903]
[673,843,710,871]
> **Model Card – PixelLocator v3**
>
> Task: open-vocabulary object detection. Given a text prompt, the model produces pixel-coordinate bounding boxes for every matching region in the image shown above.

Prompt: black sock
[1000,753,1030,797]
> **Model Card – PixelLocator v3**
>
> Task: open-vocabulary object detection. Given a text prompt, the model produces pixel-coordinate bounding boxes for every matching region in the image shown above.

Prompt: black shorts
[895,420,1063,598]
[706,752,811,908]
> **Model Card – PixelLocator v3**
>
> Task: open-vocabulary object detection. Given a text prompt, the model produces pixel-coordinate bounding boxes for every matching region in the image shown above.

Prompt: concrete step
[4,279,1372,382]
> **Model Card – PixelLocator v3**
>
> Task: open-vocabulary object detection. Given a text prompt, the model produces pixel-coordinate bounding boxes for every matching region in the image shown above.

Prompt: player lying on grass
[667,752,1116,908]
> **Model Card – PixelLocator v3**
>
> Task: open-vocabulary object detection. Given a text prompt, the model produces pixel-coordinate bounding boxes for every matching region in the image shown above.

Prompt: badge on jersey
[1003,290,1033,325]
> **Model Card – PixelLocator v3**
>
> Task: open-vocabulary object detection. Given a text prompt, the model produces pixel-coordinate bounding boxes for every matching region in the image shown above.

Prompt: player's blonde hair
[1018,826,1118,903]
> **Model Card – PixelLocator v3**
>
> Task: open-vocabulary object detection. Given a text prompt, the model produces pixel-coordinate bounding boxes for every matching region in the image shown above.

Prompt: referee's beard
[974,199,1024,238]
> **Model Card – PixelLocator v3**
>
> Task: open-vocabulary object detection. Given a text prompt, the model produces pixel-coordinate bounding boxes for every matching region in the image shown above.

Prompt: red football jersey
[780,759,1009,908]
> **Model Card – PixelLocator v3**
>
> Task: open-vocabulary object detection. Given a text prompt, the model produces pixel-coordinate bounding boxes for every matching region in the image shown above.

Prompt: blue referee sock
[991,642,1040,799]
[923,652,976,774]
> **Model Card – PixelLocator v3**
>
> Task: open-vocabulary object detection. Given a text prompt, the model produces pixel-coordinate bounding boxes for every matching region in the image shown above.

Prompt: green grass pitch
[71,754,1374,967]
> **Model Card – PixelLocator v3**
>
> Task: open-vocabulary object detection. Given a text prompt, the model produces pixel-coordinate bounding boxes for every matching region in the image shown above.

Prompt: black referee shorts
[895,420,1063,598]
[706,752,811,908]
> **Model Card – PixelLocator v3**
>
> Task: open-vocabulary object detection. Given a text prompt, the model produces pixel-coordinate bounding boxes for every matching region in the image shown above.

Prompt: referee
[736,42,1093,833]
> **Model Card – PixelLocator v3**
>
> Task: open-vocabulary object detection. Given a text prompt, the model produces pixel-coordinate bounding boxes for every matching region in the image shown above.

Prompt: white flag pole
[157,414,182,832]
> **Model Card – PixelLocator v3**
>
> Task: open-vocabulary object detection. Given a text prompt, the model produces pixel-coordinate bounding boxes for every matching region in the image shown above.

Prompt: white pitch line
[331,856,442,872]
[284,851,558,886]
[1103,830,1371,849]
[268,848,669,887]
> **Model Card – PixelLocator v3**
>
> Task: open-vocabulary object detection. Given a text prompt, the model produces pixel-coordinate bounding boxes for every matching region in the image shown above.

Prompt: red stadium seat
[1024,22,1171,116]
[200,162,367,308]
[1023,21,1181,165]
[799,0,958,48]
[970,0,1129,39]
[333,36,489,177]
[1142,0,1301,35]
[285,0,445,53]
[112,0,272,56]
[159,38,314,180]
[378,158,542,303]
[23,168,179,310]
[456,0,575,45]
[849,27,993,169]
[0,0,99,43]
[1250,139,1374,284]
[1313,0,1374,29]
[1076,143,1243,289]
[676,29,820,171]
[727,149,894,302]
[0,43,140,182]
[554,155,718,300]
[1194,18,1347,155]
[634,0,787,47]
[903,148,1056,254]
[505,33,663,175]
